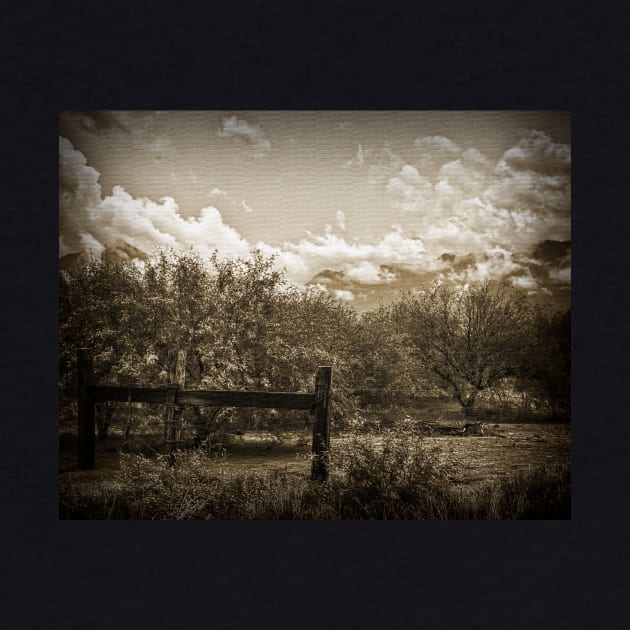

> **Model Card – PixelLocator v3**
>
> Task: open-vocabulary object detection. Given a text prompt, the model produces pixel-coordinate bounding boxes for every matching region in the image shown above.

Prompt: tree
[528,309,570,419]
[59,248,372,440]
[351,305,420,406]
[391,281,536,417]
[59,256,149,438]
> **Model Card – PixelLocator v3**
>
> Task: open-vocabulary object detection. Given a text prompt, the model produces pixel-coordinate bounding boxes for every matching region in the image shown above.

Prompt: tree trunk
[123,405,133,441]
[462,390,478,417]
[192,406,222,447]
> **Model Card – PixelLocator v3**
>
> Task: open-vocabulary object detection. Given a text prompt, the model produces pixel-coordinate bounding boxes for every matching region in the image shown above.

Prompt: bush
[325,429,454,519]
[445,464,571,519]
[59,439,570,520]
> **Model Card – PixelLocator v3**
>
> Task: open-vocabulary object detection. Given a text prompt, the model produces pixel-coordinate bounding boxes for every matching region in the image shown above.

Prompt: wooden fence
[76,348,332,481]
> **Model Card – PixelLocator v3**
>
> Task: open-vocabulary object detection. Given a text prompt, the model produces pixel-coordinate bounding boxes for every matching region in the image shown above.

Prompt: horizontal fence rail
[87,385,316,410]
[76,348,332,481]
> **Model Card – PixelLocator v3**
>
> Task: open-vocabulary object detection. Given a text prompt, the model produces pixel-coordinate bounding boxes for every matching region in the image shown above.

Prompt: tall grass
[60,431,570,520]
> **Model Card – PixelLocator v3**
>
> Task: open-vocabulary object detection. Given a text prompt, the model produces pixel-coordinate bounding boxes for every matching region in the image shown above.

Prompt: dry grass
[59,407,570,519]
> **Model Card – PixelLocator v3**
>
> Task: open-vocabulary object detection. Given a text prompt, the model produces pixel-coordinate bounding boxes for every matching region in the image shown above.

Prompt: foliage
[351,305,425,406]
[59,441,570,520]
[59,256,146,393]
[59,250,569,444]
[326,429,453,518]
[446,464,571,519]
[389,282,539,417]
[60,249,364,440]
[59,250,571,520]
[528,309,571,420]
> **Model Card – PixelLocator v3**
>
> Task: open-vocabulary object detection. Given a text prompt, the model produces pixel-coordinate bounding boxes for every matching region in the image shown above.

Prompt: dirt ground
[59,409,571,491]
[418,421,570,489]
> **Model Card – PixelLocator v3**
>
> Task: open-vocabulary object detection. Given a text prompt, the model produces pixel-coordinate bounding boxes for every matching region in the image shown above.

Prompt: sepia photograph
[59,110,571,519]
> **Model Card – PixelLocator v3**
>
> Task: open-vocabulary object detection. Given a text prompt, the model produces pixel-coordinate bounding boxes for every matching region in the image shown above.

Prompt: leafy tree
[352,305,420,406]
[59,257,150,437]
[528,309,570,419]
[185,251,289,440]
[139,250,217,386]
[286,287,361,420]
[391,281,536,417]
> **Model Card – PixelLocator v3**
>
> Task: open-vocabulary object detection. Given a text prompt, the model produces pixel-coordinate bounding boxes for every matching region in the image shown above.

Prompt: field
[59,399,570,519]
[59,247,570,519]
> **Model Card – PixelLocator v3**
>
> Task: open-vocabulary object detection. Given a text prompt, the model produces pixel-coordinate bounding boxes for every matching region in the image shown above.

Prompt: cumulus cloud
[411,135,463,177]
[59,137,105,257]
[437,150,491,194]
[443,247,523,285]
[334,289,354,301]
[366,146,406,185]
[256,226,429,285]
[374,130,571,266]
[336,210,346,231]
[486,170,569,220]
[548,267,571,284]
[510,274,539,290]
[413,134,460,154]
[217,115,271,155]
[76,111,130,135]
[344,144,405,185]
[345,261,396,284]
[59,137,251,260]
[60,123,570,305]
[499,130,571,175]
[279,233,375,272]
[386,164,433,213]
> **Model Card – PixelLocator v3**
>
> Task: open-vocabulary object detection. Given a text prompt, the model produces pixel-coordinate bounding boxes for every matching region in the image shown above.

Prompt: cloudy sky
[59,110,571,310]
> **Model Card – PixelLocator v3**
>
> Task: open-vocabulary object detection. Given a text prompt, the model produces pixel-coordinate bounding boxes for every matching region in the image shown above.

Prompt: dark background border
[2,1,629,628]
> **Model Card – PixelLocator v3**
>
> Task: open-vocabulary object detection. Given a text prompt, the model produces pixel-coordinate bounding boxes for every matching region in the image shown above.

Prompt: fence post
[165,383,180,466]
[77,348,95,469]
[164,348,187,465]
[311,366,332,482]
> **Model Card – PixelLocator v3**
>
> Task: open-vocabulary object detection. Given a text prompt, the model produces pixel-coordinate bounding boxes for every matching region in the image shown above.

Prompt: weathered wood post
[165,383,180,466]
[311,366,332,482]
[77,348,95,469]
[165,348,187,466]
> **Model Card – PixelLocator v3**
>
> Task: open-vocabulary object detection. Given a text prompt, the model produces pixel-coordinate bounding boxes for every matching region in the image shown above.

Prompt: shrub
[445,464,571,519]
[325,429,454,519]
[59,440,570,520]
